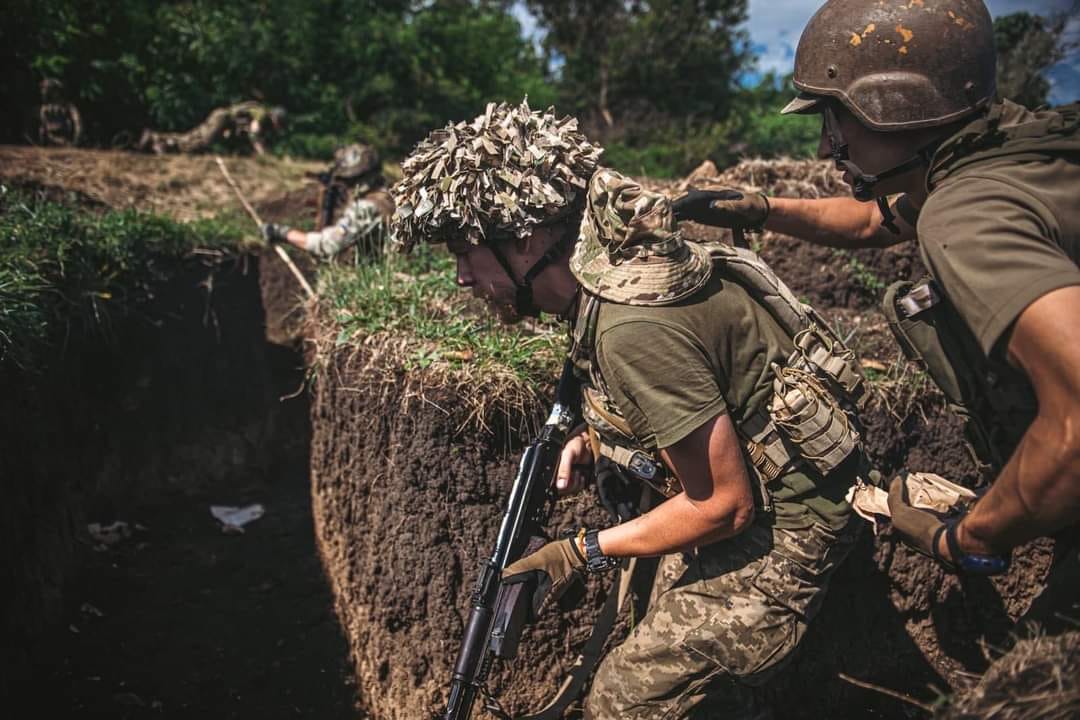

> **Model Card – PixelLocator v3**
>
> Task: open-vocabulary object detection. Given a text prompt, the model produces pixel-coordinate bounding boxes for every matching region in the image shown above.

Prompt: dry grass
[308,249,563,436]
[938,631,1080,720]
[308,308,552,439]
[0,145,321,221]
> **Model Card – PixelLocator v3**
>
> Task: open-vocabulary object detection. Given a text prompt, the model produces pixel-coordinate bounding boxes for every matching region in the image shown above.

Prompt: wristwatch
[579,528,619,574]
[935,517,1010,576]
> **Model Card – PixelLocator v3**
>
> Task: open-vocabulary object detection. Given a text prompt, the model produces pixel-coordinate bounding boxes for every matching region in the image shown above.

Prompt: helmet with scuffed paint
[782,0,996,131]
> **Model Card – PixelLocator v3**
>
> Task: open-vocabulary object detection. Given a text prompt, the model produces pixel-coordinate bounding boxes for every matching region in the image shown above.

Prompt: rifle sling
[516,557,642,720]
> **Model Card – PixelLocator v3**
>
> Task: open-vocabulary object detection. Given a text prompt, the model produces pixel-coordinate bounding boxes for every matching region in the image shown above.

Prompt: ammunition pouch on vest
[571,243,866,512]
[882,278,1036,478]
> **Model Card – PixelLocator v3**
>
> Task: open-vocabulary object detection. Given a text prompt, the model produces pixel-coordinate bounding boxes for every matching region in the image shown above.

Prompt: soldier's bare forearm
[285,228,309,252]
[596,491,754,557]
[958,413,1080,554]
[958,285,1080,554]
[766,196,914,249]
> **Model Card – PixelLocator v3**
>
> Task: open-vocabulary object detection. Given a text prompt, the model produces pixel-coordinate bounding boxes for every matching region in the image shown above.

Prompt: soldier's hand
[501,537,585,615]
[672,187,770,229]
[887,475,951,566]
[260,222,291,244]
[556,430,593,495]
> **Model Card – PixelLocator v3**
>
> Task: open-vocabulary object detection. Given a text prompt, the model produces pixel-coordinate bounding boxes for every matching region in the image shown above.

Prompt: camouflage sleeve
[304,198,387,258]
[595,319,728,450]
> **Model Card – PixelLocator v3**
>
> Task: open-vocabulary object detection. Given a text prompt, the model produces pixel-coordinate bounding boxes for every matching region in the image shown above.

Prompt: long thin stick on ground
[214,156,315,299]
[838,672,935,714]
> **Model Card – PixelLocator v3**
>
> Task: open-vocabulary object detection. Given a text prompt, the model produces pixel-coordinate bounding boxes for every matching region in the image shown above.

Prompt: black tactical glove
[501,537,585,615]
[672,187,770,230]
[260,222,291,244]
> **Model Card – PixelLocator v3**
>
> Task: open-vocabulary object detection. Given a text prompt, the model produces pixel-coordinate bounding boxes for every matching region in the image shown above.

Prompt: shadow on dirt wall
[0,254,357,717]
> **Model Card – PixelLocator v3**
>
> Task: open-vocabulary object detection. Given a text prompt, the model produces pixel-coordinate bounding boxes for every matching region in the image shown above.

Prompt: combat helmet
[782,0,996,131]
[391,99,601,253]
[333,143,380,181]
[391,99,602,316]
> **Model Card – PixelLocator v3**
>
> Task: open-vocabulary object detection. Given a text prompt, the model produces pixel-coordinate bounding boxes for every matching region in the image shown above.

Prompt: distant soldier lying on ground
[393,100,874,719]
[674,0,1079,629]
[38,78,82,147]
[260,144,394,259]
[137,102,285,155]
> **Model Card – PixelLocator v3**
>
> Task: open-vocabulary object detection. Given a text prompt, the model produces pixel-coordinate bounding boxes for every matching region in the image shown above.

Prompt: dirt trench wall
[310,339,615,719]
[311,342,1053,719]
[0,255,287,702]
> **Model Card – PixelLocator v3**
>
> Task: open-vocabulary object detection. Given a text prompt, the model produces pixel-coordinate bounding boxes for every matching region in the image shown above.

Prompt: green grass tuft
[319,245,564,390]
[0,185,248,367]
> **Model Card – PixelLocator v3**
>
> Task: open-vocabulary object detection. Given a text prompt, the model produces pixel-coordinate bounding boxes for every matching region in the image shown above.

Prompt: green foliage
[831,249,886,294]
[321,245,562,384]
[3,0,554,159]
[994,10,1074,109]
[0,186,246,366]
[601,74,821,178]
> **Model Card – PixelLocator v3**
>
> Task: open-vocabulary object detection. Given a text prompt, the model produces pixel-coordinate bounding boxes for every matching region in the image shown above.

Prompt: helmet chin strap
[823,105,934,233]
[488,234,573,318]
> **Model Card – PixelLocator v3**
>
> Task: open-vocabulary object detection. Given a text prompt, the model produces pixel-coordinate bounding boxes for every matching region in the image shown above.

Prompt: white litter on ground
[209,504,266,534]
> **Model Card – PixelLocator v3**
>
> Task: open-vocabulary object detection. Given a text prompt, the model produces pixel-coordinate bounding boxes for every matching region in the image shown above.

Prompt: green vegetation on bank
[320,245,564,389]
[0,186,247,367]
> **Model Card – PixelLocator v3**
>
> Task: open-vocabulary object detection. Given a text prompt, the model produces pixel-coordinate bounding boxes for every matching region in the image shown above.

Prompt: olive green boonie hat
[570,169,711,305]
[391,100,602,253]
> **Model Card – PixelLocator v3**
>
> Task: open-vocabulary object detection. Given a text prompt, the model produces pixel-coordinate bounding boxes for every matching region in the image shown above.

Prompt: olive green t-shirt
[593,270,854,531]
[918,100,1080,358]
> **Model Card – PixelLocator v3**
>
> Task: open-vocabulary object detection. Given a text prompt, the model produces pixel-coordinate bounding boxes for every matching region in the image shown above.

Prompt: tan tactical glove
[672,187,770,230]
[887,475,948,562]
[501,537,585,615]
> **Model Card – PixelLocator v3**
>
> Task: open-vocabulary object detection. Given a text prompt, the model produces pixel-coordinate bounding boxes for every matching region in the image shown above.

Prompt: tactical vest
[883,279,1036,480]
[570,243,867,511]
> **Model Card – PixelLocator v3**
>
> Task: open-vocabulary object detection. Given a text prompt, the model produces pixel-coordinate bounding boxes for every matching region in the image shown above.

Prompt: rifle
[306,170,342,231]
[443,358,582,720]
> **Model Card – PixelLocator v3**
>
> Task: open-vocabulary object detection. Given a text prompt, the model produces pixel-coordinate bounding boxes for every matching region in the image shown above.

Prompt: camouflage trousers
[584,519,859,720]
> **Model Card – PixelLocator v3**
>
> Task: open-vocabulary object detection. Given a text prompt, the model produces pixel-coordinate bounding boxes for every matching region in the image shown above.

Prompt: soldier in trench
[673,0,1079,627]
[260,143,394,260]
[392,100,875,719]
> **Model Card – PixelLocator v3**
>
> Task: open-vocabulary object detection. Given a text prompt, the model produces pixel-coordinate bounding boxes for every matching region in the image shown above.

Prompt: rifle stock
[443,359,581,720]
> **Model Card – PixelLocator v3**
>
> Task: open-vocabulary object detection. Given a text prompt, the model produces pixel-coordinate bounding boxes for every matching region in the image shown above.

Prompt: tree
[525,0,751,138]
[994,7,1077,109]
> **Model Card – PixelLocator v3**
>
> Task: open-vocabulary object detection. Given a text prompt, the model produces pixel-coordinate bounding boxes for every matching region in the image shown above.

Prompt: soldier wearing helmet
[394,100,873,718]
[674,0,1080,612]
[261,143,394,259]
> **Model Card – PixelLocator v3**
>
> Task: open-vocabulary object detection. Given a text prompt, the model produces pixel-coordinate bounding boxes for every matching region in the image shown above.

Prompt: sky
[513,1,1079,105]
[744,0,1078,103]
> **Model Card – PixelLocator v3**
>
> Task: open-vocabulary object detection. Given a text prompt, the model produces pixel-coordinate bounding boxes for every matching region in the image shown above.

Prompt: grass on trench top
[318,244,566,395]
[0,184,249,368]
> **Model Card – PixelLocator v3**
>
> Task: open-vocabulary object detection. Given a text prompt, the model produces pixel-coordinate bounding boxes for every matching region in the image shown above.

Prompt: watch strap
[583,529,618,574]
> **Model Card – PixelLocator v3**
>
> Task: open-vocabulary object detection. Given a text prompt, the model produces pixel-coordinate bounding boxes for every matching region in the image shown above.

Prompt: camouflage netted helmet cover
[333,143,380,180]
[391,100,602,253]
[570,169,712,305]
